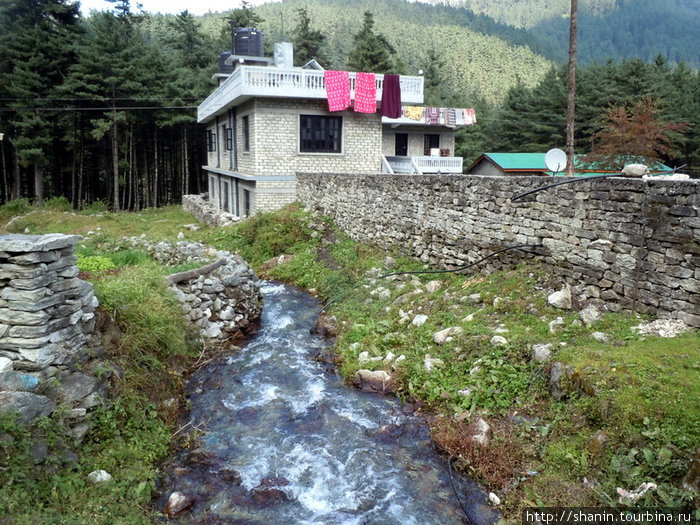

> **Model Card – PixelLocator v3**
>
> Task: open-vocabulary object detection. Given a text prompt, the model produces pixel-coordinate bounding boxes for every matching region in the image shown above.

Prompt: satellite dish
[545,148,567,174]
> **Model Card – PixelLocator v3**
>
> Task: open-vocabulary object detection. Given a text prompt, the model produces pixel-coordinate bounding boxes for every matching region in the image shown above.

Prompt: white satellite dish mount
[545,148,567,174]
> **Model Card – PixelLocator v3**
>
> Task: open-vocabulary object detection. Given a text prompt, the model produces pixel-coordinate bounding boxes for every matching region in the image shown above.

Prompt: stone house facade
[196,42,466,218]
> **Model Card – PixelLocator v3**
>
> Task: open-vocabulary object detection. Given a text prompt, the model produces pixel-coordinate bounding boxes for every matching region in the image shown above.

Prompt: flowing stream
[158,282,498,524]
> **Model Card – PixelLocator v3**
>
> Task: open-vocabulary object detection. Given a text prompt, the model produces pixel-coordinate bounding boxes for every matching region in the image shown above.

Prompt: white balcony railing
[384,155,463,174]
[198,66,424,122]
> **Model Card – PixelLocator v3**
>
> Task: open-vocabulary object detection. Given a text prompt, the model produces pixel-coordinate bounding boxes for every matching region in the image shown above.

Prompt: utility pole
[566,0,578,176]
[0,133,6,203]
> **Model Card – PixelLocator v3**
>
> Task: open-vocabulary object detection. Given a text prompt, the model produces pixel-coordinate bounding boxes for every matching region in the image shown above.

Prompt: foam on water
[160,282,497,524]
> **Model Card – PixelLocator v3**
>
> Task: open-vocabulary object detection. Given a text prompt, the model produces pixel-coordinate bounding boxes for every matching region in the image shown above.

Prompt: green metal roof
[482,152,672,177]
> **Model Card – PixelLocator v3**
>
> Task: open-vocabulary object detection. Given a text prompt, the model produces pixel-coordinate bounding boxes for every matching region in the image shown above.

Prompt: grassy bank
[0,201,697,523]
[202,204,698,521]
[1,203,203,524]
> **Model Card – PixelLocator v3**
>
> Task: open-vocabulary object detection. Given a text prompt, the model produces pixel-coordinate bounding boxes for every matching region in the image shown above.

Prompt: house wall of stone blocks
[297,173,700,327]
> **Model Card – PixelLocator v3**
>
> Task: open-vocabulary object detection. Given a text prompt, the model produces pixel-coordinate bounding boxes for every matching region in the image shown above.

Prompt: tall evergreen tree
[0,0,81,205]
[346,11,396,73]
[292,7,328,66]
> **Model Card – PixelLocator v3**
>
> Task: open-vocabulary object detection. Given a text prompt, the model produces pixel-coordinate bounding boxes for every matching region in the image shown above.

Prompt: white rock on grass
[590,331,611,343]
[392,355,406,370]
[358,351,370,364]
[532,343,553,362]
[87,470,112,483]
[425,280,442,293]
[488,492,501,506]
[412,314,428,327]
[424,354,445,372]
[579,304,602,326]
[548,286,572,310]
[490,335,508,346]
[433,326,463,345]
[548,317,565,333]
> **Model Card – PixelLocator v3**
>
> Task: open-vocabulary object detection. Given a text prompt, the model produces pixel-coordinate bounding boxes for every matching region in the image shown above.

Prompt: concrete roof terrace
[197,65,424,123]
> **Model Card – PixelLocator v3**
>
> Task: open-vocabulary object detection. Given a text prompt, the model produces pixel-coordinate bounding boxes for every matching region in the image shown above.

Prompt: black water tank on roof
[234,27,264,57]
[218,51,234,74]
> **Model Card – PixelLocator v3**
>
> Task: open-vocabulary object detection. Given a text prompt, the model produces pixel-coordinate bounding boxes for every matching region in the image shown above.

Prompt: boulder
[164,491,194,516]
[621,164,649,177]
[424,354,445,372]
[469,417,491,447]
[0,391,55,424]
[548,286,572,310]
[352,369,394,394]
[490,335,508,346]
[531,343,553,362]
[311,312,340,338]
[87,470,113,483]
[433,326,463,345]
[425,280,442,293]
[412,314,428,327]
[579,304,602,326]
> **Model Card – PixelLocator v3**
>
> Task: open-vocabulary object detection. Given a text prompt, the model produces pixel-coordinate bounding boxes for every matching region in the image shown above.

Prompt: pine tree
[292,8,329,67]
[346,11,396,73]
[0,0,81,205]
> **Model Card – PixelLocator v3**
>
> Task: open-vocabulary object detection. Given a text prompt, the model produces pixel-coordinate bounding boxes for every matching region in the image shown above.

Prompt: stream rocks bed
[156,282,498,524]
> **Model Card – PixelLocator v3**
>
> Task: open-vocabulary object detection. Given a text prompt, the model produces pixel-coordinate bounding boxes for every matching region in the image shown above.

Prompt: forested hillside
[198,0,555,105]
[426,0,700,67]
[0,0,697,211]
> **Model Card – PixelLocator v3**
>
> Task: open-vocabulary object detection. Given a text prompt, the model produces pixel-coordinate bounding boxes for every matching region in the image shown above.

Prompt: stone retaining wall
[297,173,699,327]
[124,238,262,341]
[0,234,103,430]
[182,193,238,227]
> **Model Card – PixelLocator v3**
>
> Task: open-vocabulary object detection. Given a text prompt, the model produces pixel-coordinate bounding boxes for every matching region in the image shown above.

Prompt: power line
[0,106,197,112]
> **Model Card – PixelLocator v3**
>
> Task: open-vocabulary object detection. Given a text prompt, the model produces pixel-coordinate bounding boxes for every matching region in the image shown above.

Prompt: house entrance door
[394,133,408,156]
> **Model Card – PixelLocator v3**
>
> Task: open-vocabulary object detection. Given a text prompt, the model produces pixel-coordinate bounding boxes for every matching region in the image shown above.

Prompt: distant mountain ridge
[418,0,699,67]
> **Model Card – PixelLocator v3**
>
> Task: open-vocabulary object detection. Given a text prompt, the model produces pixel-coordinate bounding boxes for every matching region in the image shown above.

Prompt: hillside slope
[200,0,554,105]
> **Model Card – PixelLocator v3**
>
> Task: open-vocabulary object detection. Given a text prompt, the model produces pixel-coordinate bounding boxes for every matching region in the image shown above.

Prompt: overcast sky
[77,0,267,16]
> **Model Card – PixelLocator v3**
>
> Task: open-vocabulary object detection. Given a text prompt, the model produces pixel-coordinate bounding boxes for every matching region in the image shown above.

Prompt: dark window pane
[300,115,342,153]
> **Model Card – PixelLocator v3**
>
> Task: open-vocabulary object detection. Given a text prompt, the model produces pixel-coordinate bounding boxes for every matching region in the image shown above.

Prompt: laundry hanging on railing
[354,72,377,113]
[425,107,441,125]
[403,106,424,120]
[324,70,351,111]
[381,74,402,118]
[463,108,477,125]
[406,106,477,126]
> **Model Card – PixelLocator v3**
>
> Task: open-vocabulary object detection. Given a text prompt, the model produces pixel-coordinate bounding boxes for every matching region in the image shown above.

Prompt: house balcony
[382,155,464,175]
[198,65,424,123]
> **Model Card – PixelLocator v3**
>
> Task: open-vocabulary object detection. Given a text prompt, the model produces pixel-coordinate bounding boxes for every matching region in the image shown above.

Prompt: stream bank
[157,281,498,524]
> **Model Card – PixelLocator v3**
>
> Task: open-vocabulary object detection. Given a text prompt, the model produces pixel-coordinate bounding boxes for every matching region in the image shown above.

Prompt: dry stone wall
[124,238,262,341]
[297,173,699,327]
[0,234,103,429]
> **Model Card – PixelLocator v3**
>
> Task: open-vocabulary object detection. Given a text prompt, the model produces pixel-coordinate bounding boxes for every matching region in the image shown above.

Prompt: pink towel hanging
[324,70,351,112]
[354,72,377,113]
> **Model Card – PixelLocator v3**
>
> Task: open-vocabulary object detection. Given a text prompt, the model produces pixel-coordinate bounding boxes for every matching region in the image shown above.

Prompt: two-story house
[197,33,471,217]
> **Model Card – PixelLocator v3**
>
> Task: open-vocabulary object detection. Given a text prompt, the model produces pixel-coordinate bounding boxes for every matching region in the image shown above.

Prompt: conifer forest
[0,0,698,210]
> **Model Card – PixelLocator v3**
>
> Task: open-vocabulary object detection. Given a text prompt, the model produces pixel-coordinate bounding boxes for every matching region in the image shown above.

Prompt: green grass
[1,202,697,523]
[0,205,204,524]
[198,205,698,520]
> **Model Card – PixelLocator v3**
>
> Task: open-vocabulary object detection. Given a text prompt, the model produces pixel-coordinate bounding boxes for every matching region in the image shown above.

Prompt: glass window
[300,115,342,153]
[242,115,250,151]
[423,134,440,155]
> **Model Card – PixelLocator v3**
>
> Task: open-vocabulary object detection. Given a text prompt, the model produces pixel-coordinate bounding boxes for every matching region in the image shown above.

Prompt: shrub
[77,254,116,274]
[43,196,72,212]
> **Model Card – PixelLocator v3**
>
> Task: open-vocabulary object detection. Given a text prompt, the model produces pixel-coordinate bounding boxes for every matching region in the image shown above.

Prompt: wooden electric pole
[566,0,578,176]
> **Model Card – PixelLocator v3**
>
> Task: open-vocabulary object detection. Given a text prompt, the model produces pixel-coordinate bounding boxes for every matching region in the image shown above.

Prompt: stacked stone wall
[182,193,238,227]
[124,238,262,342]
[0,234,103,430]
[297,173,699,327]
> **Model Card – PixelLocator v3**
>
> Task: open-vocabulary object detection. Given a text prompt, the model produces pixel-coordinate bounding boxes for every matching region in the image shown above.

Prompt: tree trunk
[34,164,44,206]
[11,146,20,201]
[153,126,159,208]
[565,0,578,176]
[184,126,190,195]
[111,107,120,211]
[1,138,7,204]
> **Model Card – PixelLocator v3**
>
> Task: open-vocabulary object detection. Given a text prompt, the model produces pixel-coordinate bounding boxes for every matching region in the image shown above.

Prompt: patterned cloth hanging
[445,108,457,128]
[425,107,440,125]
[354,72,377,113]
[403,106,424,121]
[463,108,477,125]
[324,70,351,112]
